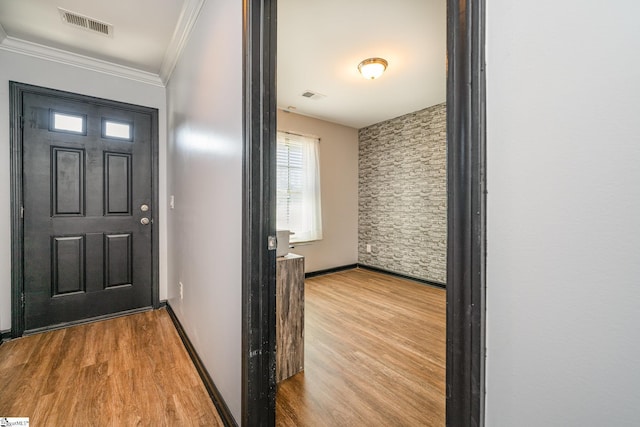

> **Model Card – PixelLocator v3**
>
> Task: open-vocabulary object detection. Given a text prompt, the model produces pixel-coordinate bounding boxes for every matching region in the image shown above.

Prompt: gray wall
[358,103,447,283]
[277,109,359,273]
[166,0,242,421]
[486,1,640,425]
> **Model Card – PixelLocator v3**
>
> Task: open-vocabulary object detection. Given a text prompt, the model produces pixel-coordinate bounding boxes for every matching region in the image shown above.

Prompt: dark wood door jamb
[241,0,278,425]
[446,0,487,426]
[9,83,25,337]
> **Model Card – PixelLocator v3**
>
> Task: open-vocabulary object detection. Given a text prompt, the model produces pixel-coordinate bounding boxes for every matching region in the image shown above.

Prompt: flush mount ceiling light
[358,57,388,80]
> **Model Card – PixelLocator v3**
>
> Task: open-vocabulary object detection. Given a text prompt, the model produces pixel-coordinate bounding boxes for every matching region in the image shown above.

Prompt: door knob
[140,217,150,225]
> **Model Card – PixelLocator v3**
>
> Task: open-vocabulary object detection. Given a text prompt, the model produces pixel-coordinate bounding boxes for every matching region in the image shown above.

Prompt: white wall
[486,1,640,425]
[0,49,168,332]
[277,110,359,272]
[165,0,242,422]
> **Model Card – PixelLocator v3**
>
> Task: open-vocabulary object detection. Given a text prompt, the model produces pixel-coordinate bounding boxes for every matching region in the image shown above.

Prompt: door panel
[105,153,132,215]
[51,235,85,295]
[104,233,133,287]
[51,147,85,215]
[21,90,155,331]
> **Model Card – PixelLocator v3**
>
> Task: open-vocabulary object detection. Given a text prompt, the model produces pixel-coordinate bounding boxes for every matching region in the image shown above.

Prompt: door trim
[241,0,278,425]
[445,0,487,425]
[9,82,160,337]
[242,0,487,424]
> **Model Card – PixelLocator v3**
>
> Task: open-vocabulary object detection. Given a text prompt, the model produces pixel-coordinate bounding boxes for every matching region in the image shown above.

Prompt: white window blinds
[276,131,323,243]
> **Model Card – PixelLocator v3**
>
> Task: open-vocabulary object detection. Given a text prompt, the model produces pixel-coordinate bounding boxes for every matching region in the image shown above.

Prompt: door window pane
[103,119,133,141]
[52,112,86,134]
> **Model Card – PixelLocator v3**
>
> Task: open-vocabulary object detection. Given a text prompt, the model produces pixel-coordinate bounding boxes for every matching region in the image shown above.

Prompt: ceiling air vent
[301,90,326,100]
[58,8,113,37]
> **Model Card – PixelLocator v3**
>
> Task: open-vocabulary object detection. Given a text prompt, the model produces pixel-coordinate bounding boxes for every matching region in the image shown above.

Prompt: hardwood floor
[0,309,224,426]
[276,268,446,427]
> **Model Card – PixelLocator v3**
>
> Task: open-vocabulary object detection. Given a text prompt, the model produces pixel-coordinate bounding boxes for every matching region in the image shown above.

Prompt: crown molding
[0,23,7,44]
[0,35,164,87]
[159,0,206,85]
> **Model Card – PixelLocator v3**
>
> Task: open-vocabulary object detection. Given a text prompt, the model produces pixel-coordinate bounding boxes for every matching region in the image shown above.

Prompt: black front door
[17,84,157,332]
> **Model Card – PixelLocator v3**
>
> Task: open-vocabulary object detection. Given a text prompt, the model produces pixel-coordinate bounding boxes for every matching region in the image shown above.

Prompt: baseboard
[357,264,447,289]
[165,304,238,427]
[304,264,358,278]
[158,299,167,308]
[303,263,447,289]
[0,329,10,344]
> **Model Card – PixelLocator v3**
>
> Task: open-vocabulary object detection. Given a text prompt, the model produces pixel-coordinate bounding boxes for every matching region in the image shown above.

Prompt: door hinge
[20,206,24,218]
[267,235,277,251]
[21,293,25,308]
[19,115,24,129]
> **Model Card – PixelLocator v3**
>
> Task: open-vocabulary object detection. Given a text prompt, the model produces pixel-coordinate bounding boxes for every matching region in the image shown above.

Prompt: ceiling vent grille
[58,8,113,37]
[301,90,326,100]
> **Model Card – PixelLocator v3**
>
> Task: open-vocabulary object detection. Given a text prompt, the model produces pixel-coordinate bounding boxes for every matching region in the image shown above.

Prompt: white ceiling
[277,0,446,129]
[0,0,446,129]
[0,0,186,74]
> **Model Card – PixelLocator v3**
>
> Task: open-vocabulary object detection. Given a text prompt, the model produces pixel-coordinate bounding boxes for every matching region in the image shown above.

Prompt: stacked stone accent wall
[358,103,447,284]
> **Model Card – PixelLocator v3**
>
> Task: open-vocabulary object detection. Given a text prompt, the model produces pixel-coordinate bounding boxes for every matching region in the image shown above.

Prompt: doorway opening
[275,1,447,424]
[242,0,486,425]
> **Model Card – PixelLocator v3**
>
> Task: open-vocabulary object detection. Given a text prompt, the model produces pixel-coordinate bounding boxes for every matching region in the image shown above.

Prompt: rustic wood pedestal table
[276,253,305,382]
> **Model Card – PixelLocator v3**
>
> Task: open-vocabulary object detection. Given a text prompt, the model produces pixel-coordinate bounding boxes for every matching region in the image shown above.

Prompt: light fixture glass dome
[358,57,388,80]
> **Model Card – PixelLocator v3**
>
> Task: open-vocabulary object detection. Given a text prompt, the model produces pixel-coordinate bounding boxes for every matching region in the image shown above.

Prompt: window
[51,111,86,134]
[277,131,322,243]
[102,119,133,141]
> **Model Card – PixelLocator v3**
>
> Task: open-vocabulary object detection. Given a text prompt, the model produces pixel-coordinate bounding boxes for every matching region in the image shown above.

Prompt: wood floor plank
[0,309,224,426]
[276,268,446,427]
